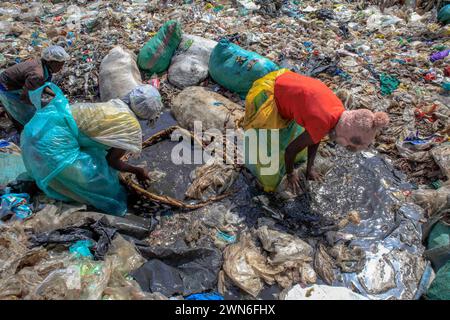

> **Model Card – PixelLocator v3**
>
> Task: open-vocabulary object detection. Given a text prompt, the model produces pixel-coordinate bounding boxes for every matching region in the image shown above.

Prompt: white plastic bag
[168,34,217,88]
[99,46,142,102]
[121,84,163,121]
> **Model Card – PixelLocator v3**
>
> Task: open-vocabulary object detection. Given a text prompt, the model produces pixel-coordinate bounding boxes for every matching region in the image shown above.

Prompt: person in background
[0,45,69,131]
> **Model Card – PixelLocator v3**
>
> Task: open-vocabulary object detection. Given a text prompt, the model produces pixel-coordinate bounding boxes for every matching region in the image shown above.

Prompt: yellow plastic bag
[241,68,291,131]
[71,99,142,153]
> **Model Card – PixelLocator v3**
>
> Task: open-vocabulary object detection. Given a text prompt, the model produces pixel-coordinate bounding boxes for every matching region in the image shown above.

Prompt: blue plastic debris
[0,140,10,148]
[216,230,236,243]
[69,240,94,259]
[335,69,352,80]
[414,262,434,300]
[391,59,406,65]
[0,152,31,185]
[185,292,224,300]
[0,193,33,221]
[404,131,436,145]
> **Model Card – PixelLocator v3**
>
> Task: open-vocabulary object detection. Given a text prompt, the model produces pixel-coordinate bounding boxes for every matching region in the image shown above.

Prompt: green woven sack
[426,261,450,300]
[137,20,182,74]
[428,222,450,250]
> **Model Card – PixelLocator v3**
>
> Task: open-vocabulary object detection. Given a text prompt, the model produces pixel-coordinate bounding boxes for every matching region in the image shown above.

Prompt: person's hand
[135,167,150,183]
[306,168,322,182]
[286,172,302,194]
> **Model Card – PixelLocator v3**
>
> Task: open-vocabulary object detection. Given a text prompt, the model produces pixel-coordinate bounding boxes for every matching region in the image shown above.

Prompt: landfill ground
[0,0,449,300]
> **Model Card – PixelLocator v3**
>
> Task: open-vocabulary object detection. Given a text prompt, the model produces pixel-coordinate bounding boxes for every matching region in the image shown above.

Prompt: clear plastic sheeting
[411,187,450,216]
[0,221,162,300]
[430,143,450,179]
[185,157,239,201]
[24,204,156,240]
[310,151,427,300]
[255,151,428,300]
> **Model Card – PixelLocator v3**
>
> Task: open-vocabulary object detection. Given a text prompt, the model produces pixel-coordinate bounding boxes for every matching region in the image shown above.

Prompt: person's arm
[21,87,32,104]
[21,75,43,104]
[285,131,315,175]
[284,131,315,193]
[306,142,320,180]
[106,148,149,181]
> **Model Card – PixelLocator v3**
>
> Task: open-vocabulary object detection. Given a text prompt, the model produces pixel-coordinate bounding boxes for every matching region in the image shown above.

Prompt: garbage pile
[1,0,448,183]
[1,0,449,300]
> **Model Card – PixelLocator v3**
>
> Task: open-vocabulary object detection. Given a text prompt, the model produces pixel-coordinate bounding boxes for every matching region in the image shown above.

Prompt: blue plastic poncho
[21,83,127,216]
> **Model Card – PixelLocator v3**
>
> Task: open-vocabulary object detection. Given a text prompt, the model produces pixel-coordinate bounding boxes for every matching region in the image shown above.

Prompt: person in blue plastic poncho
[22,83,152,216]
[0,45,69,131]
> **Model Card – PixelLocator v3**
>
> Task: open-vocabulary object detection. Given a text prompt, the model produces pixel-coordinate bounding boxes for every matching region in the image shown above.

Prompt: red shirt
[274,71,344,144]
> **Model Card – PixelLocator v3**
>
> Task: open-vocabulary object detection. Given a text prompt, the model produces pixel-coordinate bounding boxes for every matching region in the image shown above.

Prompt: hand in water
[287,172,302,194]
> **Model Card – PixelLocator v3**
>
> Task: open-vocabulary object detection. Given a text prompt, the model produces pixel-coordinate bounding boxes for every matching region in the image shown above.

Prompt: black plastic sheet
[131,241,223,297]
[29,216,117,260]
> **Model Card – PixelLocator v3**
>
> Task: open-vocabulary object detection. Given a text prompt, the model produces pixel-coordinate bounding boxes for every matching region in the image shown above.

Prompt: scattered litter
[186,157,238,201]
[29,216,117,261]
[0,0,447,301]
[0,193,33,222]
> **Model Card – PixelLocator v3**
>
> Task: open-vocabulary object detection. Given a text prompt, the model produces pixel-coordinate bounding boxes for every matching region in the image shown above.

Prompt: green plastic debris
[430,180,442,190]
[442,82,450,91]
[379,73,400,96]
[426,261,450,300]
[183,39,194,51]
[428,222,450,251]
[432,45,447,51]
[69,240,94,259]
[0,152,31,185]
